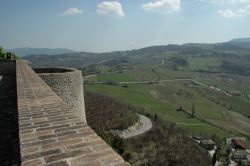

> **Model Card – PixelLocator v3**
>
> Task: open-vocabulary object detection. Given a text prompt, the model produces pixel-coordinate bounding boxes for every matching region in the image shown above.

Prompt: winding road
[120,78,231,96]
[86,77,233,97]
[175,123,209,126]
[153,59,165,67]
[84,70,128,79]
[113,114,152,139]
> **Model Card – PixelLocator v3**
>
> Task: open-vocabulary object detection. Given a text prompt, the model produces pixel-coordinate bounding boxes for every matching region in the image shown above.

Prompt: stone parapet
[34,68,86,123]
[16,60,129,166]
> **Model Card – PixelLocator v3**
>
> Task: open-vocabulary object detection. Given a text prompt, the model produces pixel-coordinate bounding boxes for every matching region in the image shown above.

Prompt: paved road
[84,70,128,79]
[85,78,233,96]
[119,79,232,97]
[153,59,165,67]
[84,70,233,96]
[176,123,209,126]
[113,114,152,139]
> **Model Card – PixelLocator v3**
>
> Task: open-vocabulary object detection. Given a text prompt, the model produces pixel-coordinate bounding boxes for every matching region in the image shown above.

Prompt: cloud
[198,0,250,3]
[97,1,125,17]
[238,0,250,3]
[61,7,82,16]
[142,0,181,13]
[218,5,250,17]
[207,0,236,3]
[218,9,237,17]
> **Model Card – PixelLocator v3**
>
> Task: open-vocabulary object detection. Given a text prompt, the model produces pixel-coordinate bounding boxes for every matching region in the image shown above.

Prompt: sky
[0,0,250,52]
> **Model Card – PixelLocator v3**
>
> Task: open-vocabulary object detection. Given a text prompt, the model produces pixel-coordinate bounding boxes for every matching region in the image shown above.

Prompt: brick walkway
[16,61,129,166]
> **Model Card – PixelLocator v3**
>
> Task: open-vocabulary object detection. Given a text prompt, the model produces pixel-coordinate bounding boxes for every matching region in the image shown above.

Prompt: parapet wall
[0,60,20,165]
[0,60,16,76]
[34,68,86,123]
[15,60,129,166]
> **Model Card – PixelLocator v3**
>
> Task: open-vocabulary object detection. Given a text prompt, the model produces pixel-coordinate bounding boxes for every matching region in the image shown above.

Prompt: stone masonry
[34,68,86,123]
[16,60,130,166]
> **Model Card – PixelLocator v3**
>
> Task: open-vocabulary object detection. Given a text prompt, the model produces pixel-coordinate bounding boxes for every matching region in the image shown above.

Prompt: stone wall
[0,60,16,76]
[16,60,129,166]
[34,68,86,123]
[0,60,20,165]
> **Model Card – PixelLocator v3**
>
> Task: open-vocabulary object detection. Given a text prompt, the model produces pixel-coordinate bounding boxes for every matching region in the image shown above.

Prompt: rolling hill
[7,47,75,57]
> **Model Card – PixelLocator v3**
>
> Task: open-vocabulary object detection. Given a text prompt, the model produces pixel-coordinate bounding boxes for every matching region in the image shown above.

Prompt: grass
[246,140,250,149]
[85,83,231,138]
[196,73,250,94]
[188,57,222,71]
[85,63,250,138]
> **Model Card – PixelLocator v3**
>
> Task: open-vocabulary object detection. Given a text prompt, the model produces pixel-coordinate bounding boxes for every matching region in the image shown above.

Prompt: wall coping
[16,60,129,166]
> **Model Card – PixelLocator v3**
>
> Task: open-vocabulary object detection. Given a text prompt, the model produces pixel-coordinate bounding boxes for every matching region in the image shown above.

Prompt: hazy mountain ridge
[7,47,75,57]
[24,38,250,76]
[230,37,250,43]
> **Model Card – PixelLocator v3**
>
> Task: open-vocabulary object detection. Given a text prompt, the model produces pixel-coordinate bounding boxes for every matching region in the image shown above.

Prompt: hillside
[85,92,210,165]
[230,37,250,43]
[25,39,250,76]
[25,38,250,165]
[7,47,75,57]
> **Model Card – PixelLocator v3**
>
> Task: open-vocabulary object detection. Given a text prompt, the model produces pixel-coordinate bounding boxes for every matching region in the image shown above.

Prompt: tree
[0,46,6,60]
[154,113,158,121]
[0,46,18,60]
[212,152,216,166]
[176,105,183,112]
[191,104,195,117]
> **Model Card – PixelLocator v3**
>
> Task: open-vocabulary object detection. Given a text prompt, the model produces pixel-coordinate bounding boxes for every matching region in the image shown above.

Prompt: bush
[85,92,138,130]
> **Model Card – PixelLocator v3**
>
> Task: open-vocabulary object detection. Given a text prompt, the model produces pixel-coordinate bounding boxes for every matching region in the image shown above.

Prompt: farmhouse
[200,139,215,150]
[232,150,250,166]
[231,139,246,150]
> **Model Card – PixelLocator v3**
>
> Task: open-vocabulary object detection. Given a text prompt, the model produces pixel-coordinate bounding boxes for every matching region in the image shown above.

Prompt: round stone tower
[34,68,86,123]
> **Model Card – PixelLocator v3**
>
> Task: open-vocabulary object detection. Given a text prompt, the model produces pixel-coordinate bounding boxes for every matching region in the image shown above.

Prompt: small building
[200,139,215,150]
[193,136,203,141]
[230,91,242,96]
[231,139,246,150]
[232,150,249,165]
[6,52,15,60]
[232,150,247,161]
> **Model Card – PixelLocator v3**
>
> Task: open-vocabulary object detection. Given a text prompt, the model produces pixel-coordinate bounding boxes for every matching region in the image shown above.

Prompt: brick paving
[16,60,130,166]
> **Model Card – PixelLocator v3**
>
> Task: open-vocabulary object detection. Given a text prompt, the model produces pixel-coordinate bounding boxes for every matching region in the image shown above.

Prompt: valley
[24,39,250,165]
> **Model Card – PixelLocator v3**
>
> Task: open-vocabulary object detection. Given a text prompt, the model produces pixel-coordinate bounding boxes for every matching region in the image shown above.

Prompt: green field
[23,39,250,166]
[85,67,250,139]
[85,83,232,138]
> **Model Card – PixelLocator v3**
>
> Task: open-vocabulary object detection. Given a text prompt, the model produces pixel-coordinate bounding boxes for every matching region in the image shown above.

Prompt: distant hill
[24,37,250,75]
[230,37,250,43]
[227,38,250,50]
[7,47,75,57]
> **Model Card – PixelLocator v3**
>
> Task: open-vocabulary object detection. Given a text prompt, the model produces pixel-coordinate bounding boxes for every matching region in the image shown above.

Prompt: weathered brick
[92,144,112,152]
[22,149,62,162]
[70,160,101,166]
[113,162,131,166]
[21,146,41,156]
[45,148,92,163]
[36,124,70,131]
[54,125,86,133]
[22,159,43,166]
[101,154,124,164]
[42,137,83,151]
[16,61,129,166]
[21,139,57,149]
[46,160,69,166]
[68,139,105,152]
[20,130,53,140]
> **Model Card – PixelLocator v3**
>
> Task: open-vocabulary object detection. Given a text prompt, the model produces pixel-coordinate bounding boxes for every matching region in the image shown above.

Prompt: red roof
[231,139,246,149]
